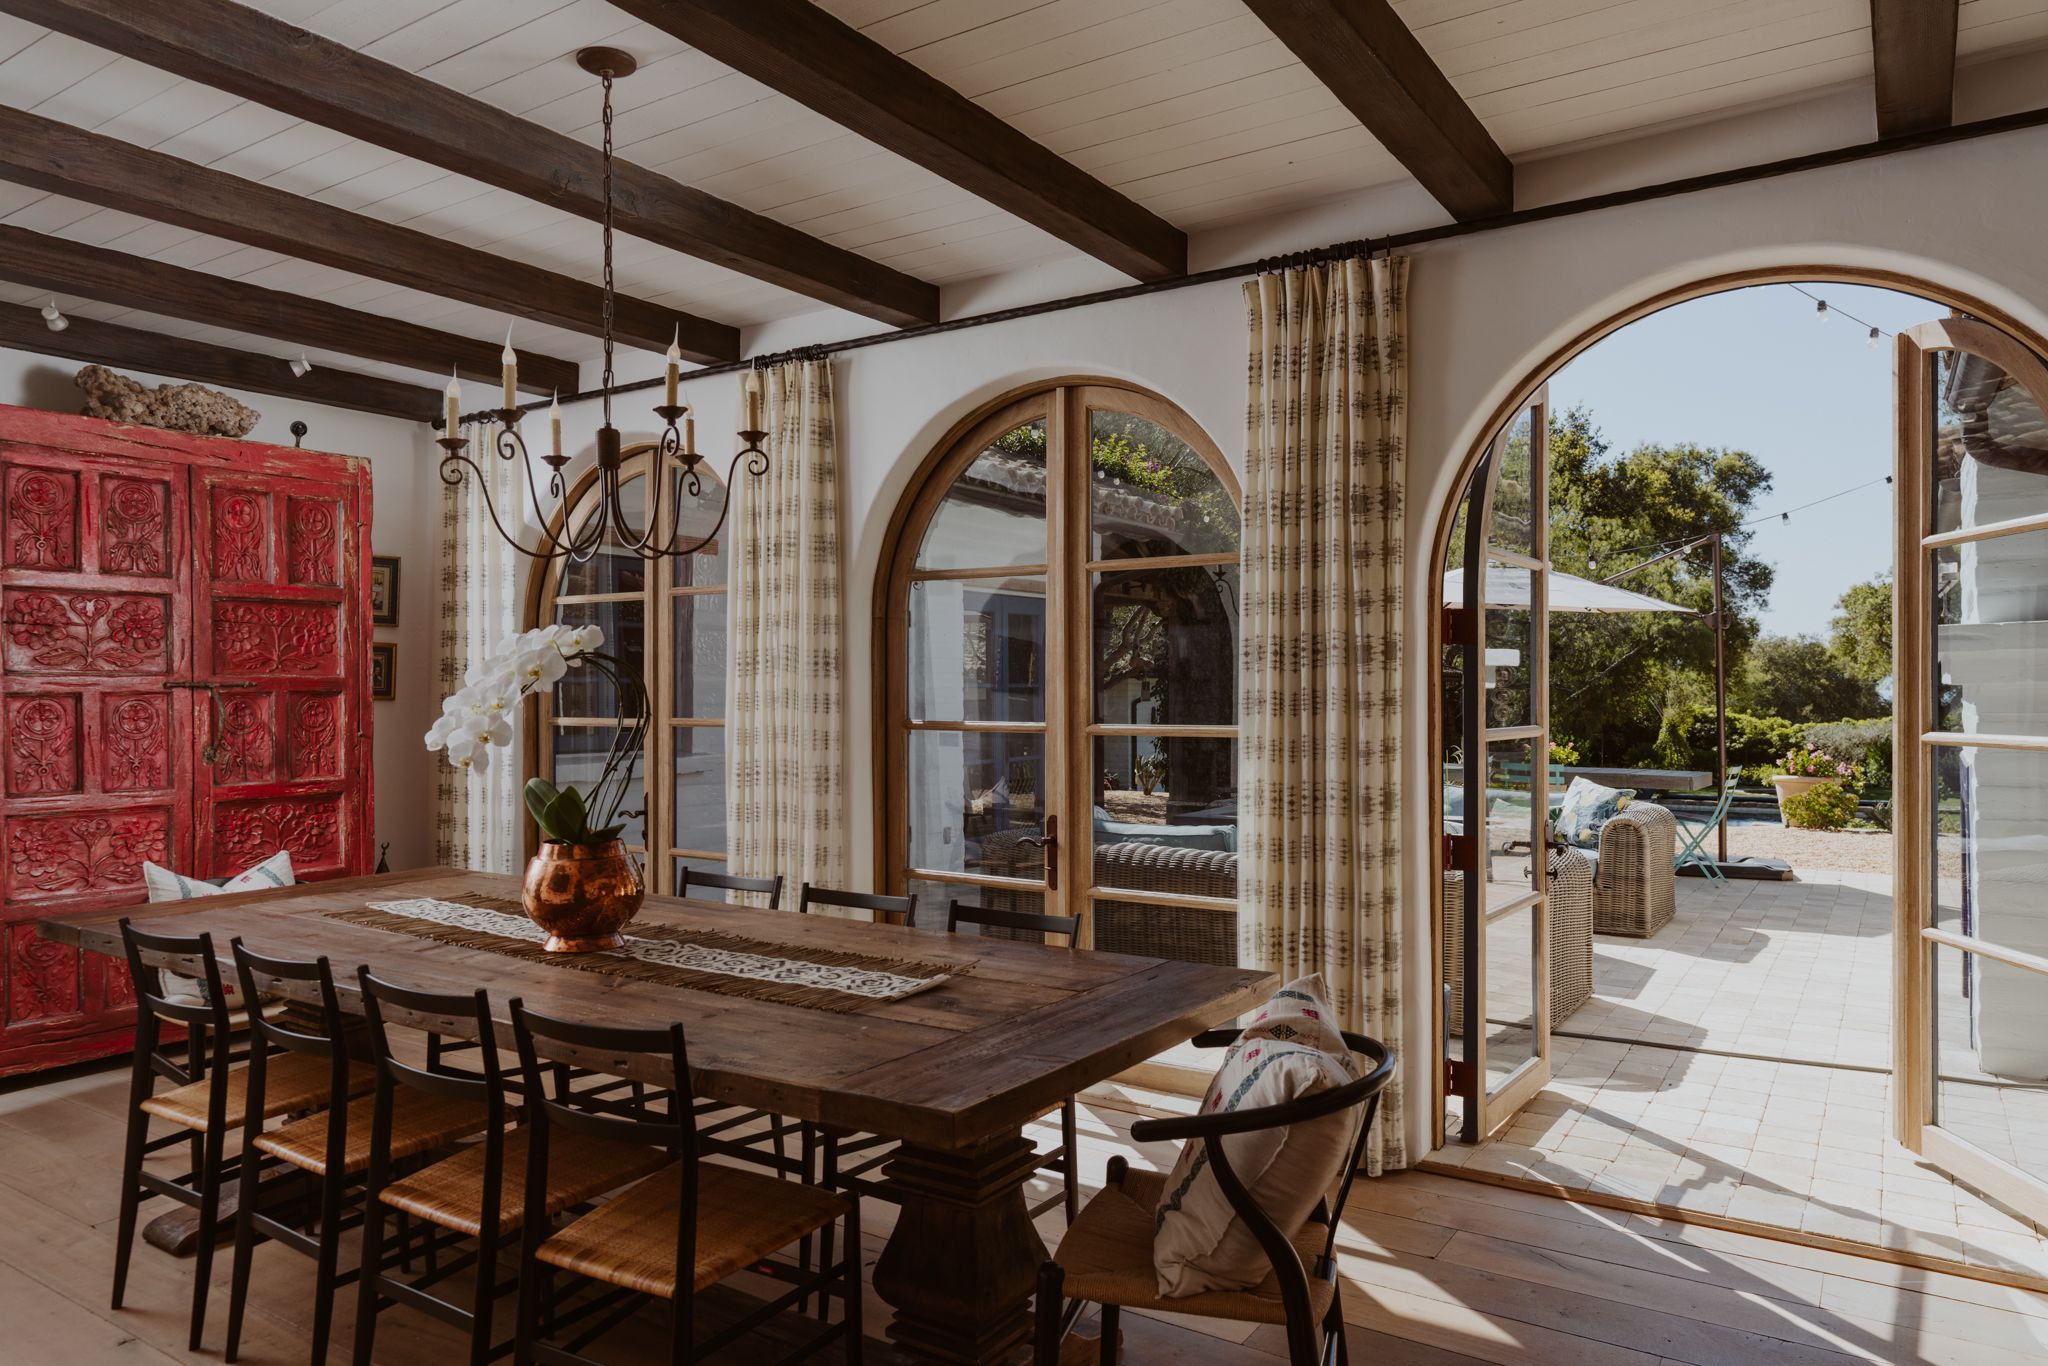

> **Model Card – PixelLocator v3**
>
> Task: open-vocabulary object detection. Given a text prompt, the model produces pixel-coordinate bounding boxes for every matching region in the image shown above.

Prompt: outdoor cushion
[1092,805,1237,852]
[1151,974,1360,1297]
[1554,777,1634,847]
[143,851,296,1003]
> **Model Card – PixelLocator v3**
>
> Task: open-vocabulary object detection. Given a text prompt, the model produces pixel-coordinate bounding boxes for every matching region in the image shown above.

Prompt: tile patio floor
[1432,868,2048,1282]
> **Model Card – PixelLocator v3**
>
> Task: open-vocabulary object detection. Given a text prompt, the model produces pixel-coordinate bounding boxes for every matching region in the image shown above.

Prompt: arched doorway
[875,379,1241,968]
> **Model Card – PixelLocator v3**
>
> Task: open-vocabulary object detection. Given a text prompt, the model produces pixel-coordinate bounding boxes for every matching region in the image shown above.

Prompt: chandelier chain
[600,70,616,430]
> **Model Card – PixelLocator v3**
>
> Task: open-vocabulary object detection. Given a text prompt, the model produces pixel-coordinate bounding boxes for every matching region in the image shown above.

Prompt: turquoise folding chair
[1674,785,1739,885]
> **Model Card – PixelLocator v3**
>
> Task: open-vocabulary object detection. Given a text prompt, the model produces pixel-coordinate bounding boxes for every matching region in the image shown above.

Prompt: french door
[1893,317,2048,1222]
[882,382,1240,981]
[1442,390,1553,1142]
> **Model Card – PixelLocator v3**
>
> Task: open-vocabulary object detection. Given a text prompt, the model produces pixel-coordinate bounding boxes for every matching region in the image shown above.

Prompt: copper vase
[522,838,645,953]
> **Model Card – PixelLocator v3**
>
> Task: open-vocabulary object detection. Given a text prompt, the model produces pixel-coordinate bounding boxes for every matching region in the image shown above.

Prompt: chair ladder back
[946,900,1080,942]
[799,882,917,926]
[682,867,785,908]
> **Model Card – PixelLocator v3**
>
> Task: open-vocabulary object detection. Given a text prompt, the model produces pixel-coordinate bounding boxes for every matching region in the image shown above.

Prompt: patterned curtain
[430,426,523,873]
[725,360,846,903]
[1238,256,1409,1172]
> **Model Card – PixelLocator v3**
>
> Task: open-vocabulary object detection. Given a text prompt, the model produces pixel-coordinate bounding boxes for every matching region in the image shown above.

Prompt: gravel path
[1723,821,1962,878]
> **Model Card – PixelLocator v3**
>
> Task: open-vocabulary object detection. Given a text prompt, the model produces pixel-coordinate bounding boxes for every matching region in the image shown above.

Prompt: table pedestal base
[874,1131,1048,1364]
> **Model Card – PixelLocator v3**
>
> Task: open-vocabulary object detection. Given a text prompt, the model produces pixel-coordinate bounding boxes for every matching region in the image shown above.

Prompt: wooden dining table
[41,865,1274,1365]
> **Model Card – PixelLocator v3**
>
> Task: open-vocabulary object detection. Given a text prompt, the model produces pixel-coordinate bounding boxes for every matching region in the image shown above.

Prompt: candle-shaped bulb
[664,326,681,408]
[684,414,696,455]
[745,368,764,431]
[549,391,562,458]
[500,324,518,411]
[444,368,462,435]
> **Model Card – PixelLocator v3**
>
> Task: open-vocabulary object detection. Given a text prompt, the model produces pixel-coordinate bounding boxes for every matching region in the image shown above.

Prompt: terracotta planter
[1769,773,1827,826]
[522,838,645,953]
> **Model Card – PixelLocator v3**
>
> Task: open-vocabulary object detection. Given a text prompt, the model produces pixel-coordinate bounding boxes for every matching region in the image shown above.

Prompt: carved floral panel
[287,693,341,781]
[1,589,171,675]
[210,487,269,583]
[212,600,339,674]
[286,497,340,587]
[212,692,277,786]
[3,466,79,571]
[3,694,80,797]
[102,693,170,793]
[3,808,169,900]
[5,923,82,1027]
[101,477,172,577]
[215,795,340,871]
[101,959,135,1011]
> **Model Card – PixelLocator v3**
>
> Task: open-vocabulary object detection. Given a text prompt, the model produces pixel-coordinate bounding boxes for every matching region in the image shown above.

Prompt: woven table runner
[323,895,964,1013]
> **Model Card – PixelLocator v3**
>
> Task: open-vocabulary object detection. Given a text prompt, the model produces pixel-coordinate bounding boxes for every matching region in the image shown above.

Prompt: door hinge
[1441,605,1473,642]
[1443,1057,1474,1096]
[1444,832,1480,874]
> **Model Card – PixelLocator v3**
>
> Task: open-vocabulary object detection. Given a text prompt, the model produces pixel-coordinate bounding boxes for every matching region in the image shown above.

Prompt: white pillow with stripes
[142,851,295,1004]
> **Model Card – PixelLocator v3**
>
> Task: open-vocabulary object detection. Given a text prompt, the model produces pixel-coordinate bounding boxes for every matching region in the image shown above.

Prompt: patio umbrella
[1439,565,1697,616]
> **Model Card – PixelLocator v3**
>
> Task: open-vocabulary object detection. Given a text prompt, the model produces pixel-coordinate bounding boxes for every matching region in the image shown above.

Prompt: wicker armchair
[972,829,1240,966]
[1443,844,1594,1033]
[1588,803,1677,937]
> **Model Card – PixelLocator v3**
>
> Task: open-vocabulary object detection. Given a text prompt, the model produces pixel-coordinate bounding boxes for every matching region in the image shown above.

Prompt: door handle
[1014,814,1059,892]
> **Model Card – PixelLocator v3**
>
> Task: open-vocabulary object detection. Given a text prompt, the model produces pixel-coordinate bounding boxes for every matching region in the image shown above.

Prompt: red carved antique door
[191,467,371,881]
[0,440,194,1075]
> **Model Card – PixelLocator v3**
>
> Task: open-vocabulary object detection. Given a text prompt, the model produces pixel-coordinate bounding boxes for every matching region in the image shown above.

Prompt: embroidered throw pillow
[142,851,295,1002]
[1151,974,1362,1297]
[1553,777,1634,847]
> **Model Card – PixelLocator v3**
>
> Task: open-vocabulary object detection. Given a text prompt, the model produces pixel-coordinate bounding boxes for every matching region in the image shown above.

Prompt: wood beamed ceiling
[0,0,2007,420]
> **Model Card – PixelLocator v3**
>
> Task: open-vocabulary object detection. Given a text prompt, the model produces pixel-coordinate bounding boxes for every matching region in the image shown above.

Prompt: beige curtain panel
[1238,256,1410,1172]
[725,359,848,901]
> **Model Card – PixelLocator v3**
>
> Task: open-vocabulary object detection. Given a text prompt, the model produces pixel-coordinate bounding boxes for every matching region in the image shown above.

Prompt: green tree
[1542,407,1776,766]
[1829,573,1893,687]
[1732,633,1885,722]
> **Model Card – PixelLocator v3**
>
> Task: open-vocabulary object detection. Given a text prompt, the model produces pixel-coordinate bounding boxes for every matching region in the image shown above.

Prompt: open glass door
[1894,318,2048,1222]
[1443,392,1552,1142]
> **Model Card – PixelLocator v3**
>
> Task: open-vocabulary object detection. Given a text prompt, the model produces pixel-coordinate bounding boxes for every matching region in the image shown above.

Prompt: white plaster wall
[0,347,446,872]
[505,90,2048,1164]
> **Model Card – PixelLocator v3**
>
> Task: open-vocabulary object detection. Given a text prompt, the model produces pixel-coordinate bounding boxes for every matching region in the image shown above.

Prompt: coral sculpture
[75,365,260,437]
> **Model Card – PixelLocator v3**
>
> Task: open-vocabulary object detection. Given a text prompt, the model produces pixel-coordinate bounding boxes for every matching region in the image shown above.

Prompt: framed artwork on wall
[369,555,401,626]
[370,641,397,701]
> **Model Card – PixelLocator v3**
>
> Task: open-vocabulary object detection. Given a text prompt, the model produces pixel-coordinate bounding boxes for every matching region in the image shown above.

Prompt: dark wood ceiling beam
[1871,0,1959,137]
[603,0,1188,282]
[0,105,736,362]
[1241,0,1512,221]
[1,0,939,327]
[0,301,442,421]
[0,224,576,395]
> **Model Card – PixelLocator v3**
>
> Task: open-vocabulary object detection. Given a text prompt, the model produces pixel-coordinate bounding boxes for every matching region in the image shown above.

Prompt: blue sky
[1547,281,1946,639]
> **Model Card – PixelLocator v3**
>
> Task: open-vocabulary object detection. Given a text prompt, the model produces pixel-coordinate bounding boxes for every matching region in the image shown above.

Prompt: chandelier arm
[497,425,571,551]
[437,447,575,561]
[639,444,768,561]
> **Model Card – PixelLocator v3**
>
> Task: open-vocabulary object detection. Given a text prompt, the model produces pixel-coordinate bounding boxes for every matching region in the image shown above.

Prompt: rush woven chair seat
[378,1124,671,1240]
[509,999,863,1365]
[251,1087,486,1180]
[1035,1028,1395,1366]
[1588,802,1679,937]
[139,1037,372,1132]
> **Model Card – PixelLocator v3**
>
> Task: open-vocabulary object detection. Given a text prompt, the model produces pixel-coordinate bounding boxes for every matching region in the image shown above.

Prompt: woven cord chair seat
[533,1161,850,1300]
[139,1054,374,1133]
[252,1090,486,1179]
[1050,1167,1335,1327]
[379,1128,673,1239]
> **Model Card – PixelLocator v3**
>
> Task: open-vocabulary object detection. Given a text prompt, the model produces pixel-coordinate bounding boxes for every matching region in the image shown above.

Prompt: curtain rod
[451,101,2048,428]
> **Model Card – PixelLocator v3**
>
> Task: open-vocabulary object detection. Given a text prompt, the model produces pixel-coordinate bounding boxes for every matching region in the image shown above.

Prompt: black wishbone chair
[508,1000,862,1366]
[1034,1030,1396,1366]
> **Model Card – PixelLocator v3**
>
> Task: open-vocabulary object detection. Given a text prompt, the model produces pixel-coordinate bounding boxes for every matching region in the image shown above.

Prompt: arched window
[526,447,728,891]
[879,381,1241,961]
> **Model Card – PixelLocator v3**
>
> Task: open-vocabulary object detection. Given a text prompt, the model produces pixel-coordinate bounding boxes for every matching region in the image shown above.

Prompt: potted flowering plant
[1769,742,1857,826]
[426,623,651,952]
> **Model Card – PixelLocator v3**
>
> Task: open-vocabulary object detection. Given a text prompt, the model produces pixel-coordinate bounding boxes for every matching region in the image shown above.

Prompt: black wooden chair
[1034,1029,1395,1366]
[508,999,863,1365]
[112,920,311,1352]
[795,881,917,926]
[221,943,483,1365]
[679,866,784,907]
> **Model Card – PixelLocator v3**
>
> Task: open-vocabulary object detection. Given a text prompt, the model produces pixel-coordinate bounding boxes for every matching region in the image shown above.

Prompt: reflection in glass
[673,855,727,895]
[907,729,1046,876]
[1484,598,1533,729]
[1091,735,1237,894]
[1933,350,2048,535]
[909,877,1045,930]
[1485,902,1538,1086]
[671,593,726,719]
[1092,567,1237,726]
[1932,944,2048,1181]
[554,599,647,717]
[908,578,1046,723]
[559,476,649,597]
[917,420,1048,570]
[1933,744,2048,966]
[1092,898,1237,966]
[668,466,727,587]
[671,726,725,854]
[1088,410,1239,558]
[1482,738,1542,915]
[1935,529,2048,737]
[551,725,645,849]
[1490,410,1535,557]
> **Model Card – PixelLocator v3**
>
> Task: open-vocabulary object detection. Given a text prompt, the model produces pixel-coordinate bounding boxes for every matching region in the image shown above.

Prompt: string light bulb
[39,298,66,332]
[1814,298,1829,322]
[1867,326,1881,349]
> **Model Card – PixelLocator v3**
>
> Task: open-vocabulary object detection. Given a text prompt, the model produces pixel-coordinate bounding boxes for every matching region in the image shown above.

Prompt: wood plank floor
[5,1061,2048,1365]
